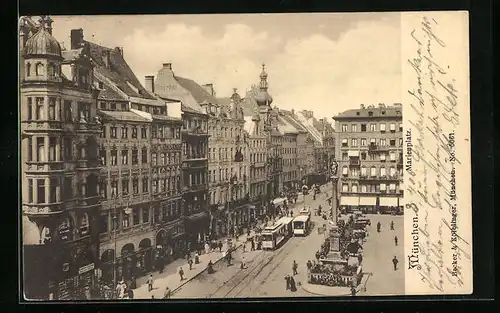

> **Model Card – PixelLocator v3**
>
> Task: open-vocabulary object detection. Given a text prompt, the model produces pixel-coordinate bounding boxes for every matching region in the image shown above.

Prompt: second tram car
[292,214,311,236]
[261,217,294,250]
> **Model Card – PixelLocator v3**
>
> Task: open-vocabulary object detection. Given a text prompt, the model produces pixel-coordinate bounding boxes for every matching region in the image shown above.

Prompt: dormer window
[98,81,104,89]
[368,111,373,116]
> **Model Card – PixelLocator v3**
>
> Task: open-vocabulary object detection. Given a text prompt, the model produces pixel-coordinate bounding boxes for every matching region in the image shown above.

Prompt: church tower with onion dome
[254,64,273,129]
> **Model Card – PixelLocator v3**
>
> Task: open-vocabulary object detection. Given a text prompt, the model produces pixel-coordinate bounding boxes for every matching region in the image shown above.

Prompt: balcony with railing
[358,174,401,181]
[182,125,209,137]
[368,143,389,152]
[76,157,101,170]
[349,158,360,166]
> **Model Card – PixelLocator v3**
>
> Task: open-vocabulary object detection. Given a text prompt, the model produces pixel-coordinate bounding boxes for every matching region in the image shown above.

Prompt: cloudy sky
[51,13,402,120]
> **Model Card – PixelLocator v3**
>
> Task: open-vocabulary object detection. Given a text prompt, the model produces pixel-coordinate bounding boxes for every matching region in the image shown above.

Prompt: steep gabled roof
[86,41,156,101]
[176,77,218,105]
[99,110,151,123]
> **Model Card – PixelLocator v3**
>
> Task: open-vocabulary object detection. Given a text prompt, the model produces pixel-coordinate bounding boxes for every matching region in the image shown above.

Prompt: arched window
[47,63,55,77]
[35,62,44,76]
[26,62,31,77]
[79,213,89,235]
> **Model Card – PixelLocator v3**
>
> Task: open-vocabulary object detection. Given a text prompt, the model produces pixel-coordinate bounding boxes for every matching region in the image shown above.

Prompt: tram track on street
[215,236,307,298]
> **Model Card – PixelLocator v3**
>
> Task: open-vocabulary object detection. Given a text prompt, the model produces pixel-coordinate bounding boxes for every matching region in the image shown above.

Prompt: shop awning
[272,198,286,205]
[379,197,399,207]
[187,212,209,221]
[359,197,376,206]
[340,196,359,206]
[348,150,360,157]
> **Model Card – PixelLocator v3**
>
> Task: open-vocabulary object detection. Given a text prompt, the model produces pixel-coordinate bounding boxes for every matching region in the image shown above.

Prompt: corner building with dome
[20,16,102,300]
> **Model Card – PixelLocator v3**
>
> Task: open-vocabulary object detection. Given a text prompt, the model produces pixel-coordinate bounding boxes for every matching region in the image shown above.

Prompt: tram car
[292,214,311,236]
[261,217,294,250]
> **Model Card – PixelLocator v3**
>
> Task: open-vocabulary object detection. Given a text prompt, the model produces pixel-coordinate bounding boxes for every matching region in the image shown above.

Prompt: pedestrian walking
[394,236,398,246]
[377,221,381,232]
[285,275,290,290]
[241,256,246,269]
[116,279,126,299]
[289,275,297,292]
[357,253,363,265]
[306,260,312,271]
[127,287,134,299]
[146,275,154,292]
[242,241,246,252]
[163,286,171,299]
[392,256,399,271]
[179,267,185,281]
[390,221,395,230]
[292,260,298,275]
[194,252,200,264]
[251,239,255,251]
[188,258,193,270]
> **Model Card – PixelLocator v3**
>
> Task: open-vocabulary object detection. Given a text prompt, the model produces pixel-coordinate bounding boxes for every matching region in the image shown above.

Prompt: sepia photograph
[19,12,471,301]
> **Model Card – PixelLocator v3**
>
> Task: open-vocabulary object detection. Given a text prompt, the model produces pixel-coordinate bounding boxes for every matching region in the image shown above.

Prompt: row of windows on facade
[183,143,208,160]
[100,148,182,167]
[25,176,96,204]
[99,200,182,234]
[25,61,60,78]
[341,123,403,133]
[25,97,92,122]
[283,158,297,167]
[184,118,207,132]
[250,167,266,180]
[98,176,181,198]
[100,101,167,117]
[249,139,266,149]
[100,125,181,140]
[208,185,248,205]
[341,151,402,162]
[283,171,298,182]
[340,138,403,147]
[26,137,96,163]
[341,183,401,193]
[208,167,247,183]
[209,126,244,140]
[250,153,266,163]
[208,147,247,161]
[341,166,403,177]
[250,182,266,198]
[283,147,297,155]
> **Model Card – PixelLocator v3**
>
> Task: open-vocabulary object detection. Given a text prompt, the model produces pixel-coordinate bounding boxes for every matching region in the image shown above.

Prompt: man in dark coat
[392,256,399,271]
[394,236,398,246]
[289,275,297,292]
[285,275,290,290]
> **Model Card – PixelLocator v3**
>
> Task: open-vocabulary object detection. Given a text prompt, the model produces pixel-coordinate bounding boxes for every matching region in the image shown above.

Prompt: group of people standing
[376,220,400,271]
[285,261,299,292]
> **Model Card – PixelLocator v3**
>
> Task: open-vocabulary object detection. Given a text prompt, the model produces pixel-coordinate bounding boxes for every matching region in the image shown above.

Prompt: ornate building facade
[151,63,210,249]
[206,88,251,237]
[333,104,404,214]
[63,28,186,286]
[244,113,267,217]
[20,17,102,300]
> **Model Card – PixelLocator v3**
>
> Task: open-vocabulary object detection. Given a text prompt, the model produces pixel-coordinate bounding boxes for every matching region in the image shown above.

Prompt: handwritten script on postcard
[402,12,472,294]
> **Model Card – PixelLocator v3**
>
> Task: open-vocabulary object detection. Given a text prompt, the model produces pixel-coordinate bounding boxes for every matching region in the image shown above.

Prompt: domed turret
[23,18,62,58]
[254,63,273,106]
[231,88,241,103]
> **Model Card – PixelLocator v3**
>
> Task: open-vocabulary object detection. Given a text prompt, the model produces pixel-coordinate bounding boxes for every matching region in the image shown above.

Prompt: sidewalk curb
[171,240,246,294]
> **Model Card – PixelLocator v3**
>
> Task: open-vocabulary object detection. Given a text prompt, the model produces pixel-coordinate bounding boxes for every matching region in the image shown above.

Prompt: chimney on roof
[114,47,123,57]
[145,76,155,94]
[70,28,84,50]
[163,63,172,70]
[291,109,295,116]
[203,84,214,96]
[102,50,111,68]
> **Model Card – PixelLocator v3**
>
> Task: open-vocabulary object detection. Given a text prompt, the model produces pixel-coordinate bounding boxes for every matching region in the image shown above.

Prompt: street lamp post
[111,194,132,296]
[330,160,339,226]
